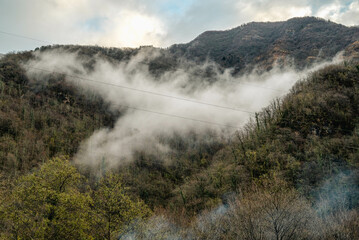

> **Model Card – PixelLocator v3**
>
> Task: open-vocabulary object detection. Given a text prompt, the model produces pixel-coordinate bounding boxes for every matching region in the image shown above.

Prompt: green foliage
[0,158,152,239]
[1,24,359,238]
[1,157,92,239]
[166,64,359,215]
[91,173,151,240]
[0,55,116,176]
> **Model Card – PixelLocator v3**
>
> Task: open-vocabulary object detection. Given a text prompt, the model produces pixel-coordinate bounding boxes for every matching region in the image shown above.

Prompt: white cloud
[317,2,343,21]
[236,0,312,22]
[316,0,359,26]
[98,10,166,47]
[0,0,358,53]
[0,0,167,52]
[340,1,359,26]
[337,1,359,26]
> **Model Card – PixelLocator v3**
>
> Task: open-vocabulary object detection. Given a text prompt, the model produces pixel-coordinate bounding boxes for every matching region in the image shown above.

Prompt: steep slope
[0,17,359,239]
[0,17,358,207]
[1,59,359,240]
[0,53,117,175]
[170,17,359,73]
[167,63,359,214]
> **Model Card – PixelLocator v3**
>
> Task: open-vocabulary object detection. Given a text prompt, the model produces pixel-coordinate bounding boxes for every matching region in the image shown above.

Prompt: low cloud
[23,48,343,168]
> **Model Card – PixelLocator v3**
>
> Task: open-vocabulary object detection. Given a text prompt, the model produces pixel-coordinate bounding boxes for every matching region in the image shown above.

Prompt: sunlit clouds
[235,1,312,22]
[98,10,166,47]
[0,0,358,53]
[317,1,359,26]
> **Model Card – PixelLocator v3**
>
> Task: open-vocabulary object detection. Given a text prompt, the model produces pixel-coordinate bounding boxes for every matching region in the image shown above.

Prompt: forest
[0,17,359,240]
[0,49,358,239]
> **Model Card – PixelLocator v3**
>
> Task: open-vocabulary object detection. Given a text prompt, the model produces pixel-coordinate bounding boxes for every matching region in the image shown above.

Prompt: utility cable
[112,104,241,129]
[28,66,256,114]
[0,29,288,93]
[0,30,53,44]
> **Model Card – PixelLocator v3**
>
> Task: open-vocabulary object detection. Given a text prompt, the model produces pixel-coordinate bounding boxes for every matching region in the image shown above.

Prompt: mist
[23,47,343,168]
[119,171,359,239]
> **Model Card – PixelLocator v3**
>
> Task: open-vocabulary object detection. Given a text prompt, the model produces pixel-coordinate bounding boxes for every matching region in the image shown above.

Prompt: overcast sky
[0,0,358,53]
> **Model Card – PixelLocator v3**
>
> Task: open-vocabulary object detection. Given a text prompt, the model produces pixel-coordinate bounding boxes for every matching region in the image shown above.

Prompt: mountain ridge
[17,17,359,77]
[169,17,359,73]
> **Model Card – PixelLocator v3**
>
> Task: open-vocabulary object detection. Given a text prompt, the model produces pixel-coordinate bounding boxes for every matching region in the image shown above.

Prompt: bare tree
[192,178,319,240]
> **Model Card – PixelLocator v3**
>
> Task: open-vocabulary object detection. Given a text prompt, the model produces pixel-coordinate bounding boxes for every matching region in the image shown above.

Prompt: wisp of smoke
[315,170,359,217]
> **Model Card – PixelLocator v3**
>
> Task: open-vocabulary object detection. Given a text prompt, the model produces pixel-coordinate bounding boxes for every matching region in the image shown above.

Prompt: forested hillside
[170,17,359,73]
[0,17,359,239]
[168,63,359,214]
[0,53,117,175]
[1,57,359,238]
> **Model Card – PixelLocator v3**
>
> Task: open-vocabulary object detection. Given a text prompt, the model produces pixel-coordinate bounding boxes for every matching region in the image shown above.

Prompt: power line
[19,53,359,134]
[4,30,359,153]
[113,104,241,129]
[0,30,53,44]
[0,29,295,129]
[2,66,244,130]
[28,66,256,114]
[0,29,289,94]
[19,67,359,140]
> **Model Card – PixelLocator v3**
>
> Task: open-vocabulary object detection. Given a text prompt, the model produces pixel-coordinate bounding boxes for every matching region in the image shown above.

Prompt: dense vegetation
[0,157,151,239]
[0,17,359,239]
[114,63,359,239]
[1,60,358,239]
[0,53,118,176]
[167,63,359,213]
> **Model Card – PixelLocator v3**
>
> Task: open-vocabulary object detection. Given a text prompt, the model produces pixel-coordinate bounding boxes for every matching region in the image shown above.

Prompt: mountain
[0,17,359,239]
[31,17,359,76]
[170,17,359,73]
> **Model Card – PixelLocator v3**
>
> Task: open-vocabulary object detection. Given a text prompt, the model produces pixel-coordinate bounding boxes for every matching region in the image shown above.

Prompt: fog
[119,170,359,239]
[24,48,343,168]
